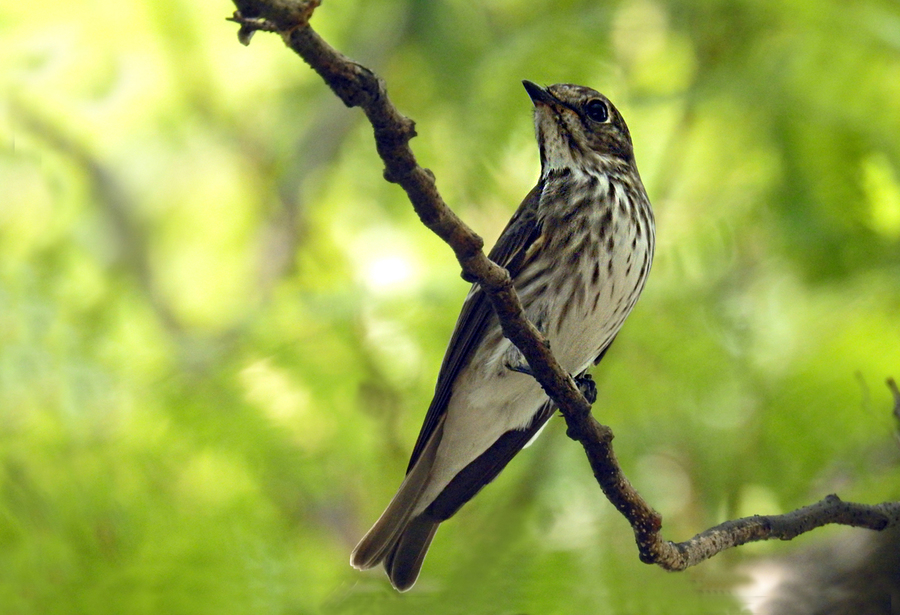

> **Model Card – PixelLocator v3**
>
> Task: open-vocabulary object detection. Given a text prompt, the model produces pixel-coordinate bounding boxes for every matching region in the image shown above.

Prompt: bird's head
[522,81,635,177]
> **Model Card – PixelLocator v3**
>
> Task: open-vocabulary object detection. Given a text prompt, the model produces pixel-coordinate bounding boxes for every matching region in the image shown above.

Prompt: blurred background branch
[12,103,184,338]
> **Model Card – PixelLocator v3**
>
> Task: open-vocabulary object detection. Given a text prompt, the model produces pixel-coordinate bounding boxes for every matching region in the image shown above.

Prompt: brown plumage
[351,81,655,591]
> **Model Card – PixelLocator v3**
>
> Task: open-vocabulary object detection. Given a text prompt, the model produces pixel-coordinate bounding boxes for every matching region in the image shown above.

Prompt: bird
[350,80,655,591]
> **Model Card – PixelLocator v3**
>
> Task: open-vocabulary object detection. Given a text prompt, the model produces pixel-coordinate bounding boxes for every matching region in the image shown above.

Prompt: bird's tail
[350,417,445,591]
[383,515,439,591]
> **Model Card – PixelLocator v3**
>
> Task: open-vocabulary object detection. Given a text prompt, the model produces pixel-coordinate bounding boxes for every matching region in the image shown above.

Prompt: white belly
[415,197,652,514]
[416,364,546,513]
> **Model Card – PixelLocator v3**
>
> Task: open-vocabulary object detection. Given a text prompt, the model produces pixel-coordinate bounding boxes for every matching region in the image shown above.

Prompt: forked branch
[228,0,900,572]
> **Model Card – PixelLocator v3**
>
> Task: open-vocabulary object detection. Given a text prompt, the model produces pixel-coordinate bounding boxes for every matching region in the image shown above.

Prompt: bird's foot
[507,363,596,406]
[505,361,534,377]
[503,329,549,377]
[574,372,597,405]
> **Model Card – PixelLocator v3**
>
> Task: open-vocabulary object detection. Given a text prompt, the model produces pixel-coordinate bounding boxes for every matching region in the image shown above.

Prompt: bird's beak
[522,80,555,106]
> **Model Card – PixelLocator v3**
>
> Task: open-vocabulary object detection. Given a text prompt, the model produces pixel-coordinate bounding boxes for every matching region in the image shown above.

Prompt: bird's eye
[585,99,609,123]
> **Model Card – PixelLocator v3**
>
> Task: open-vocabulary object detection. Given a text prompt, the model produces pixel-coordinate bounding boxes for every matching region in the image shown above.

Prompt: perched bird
[351,81,655,591]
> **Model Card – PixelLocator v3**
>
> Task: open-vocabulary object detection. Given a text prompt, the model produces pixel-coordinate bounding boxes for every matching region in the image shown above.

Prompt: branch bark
[228,0,900,572]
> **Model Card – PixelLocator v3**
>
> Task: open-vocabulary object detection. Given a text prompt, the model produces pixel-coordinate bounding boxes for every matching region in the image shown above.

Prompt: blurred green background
[2,0,900,613]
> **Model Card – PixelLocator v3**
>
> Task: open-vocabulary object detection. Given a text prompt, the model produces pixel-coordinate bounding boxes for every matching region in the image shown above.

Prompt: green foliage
[2,0,900,612]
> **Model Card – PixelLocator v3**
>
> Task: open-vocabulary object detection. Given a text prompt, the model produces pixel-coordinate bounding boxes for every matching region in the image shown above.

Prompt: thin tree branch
[228,0,900,571]
[649,495,900,570]
[227,0,592,420]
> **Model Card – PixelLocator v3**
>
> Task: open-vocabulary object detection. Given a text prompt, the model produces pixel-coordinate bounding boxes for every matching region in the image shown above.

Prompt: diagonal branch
[228,0,900,572]
[228,0,592,421]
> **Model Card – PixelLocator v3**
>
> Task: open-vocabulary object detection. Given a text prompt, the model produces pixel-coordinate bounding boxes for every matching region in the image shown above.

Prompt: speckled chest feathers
[509,165,654,376]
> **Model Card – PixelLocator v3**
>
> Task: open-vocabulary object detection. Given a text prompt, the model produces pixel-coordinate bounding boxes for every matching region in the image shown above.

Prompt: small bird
[351,81,655,591]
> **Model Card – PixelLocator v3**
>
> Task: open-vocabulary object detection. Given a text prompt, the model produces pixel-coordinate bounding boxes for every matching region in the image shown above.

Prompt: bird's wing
[405,181,545,471]
[425,398,555,519]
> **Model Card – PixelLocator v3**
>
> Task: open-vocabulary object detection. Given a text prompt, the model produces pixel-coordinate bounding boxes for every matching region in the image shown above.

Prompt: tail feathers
[350,416,445,573]
[384,515,439,592]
